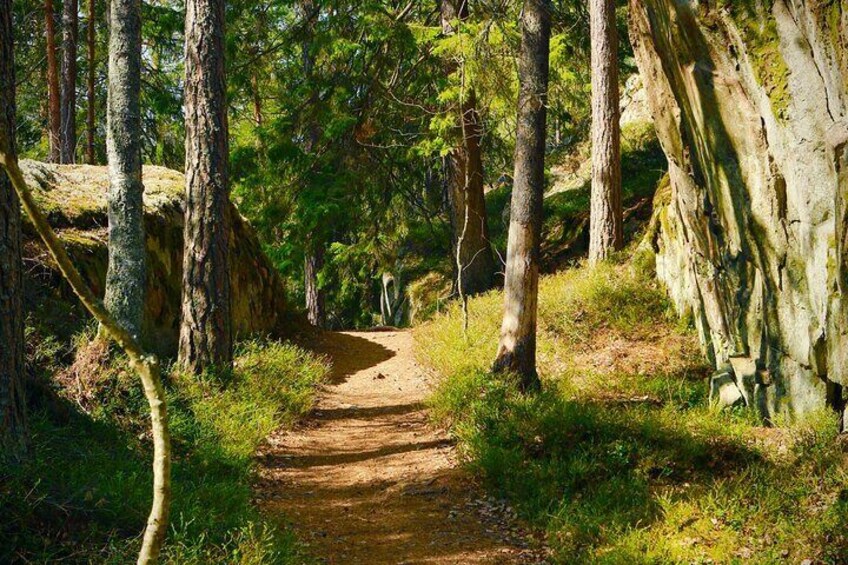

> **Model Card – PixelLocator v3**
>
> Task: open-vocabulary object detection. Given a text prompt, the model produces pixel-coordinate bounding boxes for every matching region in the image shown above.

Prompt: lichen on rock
[630,0,848,422]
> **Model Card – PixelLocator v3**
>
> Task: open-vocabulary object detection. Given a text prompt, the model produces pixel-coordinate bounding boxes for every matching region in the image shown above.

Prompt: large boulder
[630,0,848,420]
[21,160,299,356]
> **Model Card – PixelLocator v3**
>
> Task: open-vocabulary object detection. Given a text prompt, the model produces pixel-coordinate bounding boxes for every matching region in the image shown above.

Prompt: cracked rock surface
[631,0,848,419]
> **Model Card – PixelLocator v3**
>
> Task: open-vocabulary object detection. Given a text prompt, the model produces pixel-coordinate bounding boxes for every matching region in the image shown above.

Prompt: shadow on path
[256,330,546,564]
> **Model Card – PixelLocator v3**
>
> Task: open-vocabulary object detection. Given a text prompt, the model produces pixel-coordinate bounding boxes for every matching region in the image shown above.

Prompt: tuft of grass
[416,261,848,563]
[2,336,329,563]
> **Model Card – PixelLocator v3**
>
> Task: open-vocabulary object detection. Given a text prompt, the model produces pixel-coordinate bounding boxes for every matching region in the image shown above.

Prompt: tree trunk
[441,0,495,297]
[85,0,95,164]
[588,0,622,264]
[250,70,262,127]
[179,0,233,374]
[304,242,325,327]
[0,0,27,460]
[491,0,551,391]
[301,0,326,328]
[103,0,145,339]
[45,0,61,163]
[60,0,78,164]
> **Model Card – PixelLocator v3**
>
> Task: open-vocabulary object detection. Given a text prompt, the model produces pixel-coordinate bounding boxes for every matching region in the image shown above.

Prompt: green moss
[725,1,792,122]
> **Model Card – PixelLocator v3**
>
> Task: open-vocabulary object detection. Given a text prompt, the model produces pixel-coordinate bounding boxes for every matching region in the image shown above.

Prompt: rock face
[21,160,298,356]
[630,0,848,420]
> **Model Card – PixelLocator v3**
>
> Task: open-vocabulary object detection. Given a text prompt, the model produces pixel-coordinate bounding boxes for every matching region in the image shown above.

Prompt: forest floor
[255,329,548,564]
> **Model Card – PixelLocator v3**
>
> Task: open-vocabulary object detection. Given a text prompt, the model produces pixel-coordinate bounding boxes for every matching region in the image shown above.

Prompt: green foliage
[417,261,848,563]
[2,337,329,563]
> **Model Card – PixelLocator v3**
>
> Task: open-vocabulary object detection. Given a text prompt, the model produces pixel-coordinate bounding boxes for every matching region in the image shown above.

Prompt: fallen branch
[0,149,171,564]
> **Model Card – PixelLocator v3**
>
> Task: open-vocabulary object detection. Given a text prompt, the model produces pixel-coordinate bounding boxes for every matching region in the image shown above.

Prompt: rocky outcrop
[631,0,848,421]
[21,160,299,356]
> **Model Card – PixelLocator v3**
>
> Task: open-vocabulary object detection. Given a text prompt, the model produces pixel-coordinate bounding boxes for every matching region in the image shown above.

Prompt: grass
[1,332,330,563]
[415,258,848,564]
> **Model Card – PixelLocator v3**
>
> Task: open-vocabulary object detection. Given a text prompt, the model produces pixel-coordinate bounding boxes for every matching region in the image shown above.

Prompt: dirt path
[256,330,546,564]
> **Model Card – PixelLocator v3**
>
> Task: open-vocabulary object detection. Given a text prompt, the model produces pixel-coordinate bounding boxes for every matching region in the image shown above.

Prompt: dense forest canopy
[12,0,633,328]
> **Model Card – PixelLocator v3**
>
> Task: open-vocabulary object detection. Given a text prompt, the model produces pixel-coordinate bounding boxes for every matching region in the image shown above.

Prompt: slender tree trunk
[492,0,551,391]
[442,0,495,297]
[179,0,232,374]
[60,0,78,164]
[304,241,325,327]
[250,70,262,128]
[0,0,27,460]
[45,0,61,163]
[103,0,144,339]
[0,151,171,565]
[301,0,326,327]
[588,0,622,264]
[85,0,95,164]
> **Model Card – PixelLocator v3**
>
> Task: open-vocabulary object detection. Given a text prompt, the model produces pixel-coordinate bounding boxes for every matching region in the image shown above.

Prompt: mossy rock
[20,160,303,357]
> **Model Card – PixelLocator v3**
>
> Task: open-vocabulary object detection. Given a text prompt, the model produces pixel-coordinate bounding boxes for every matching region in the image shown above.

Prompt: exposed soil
[255,330,548,564]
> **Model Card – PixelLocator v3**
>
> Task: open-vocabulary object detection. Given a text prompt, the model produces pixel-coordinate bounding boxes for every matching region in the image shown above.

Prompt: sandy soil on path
[255,330,547,564]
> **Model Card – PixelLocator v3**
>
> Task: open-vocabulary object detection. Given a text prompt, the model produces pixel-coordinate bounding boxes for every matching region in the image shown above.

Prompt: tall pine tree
[0,0,27,459]
[103,0,145,338]
[492,0,551,391]
[179,0,233,373]
[588,0,622,263]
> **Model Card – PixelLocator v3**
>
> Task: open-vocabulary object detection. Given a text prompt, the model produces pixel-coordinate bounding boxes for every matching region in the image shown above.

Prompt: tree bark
[492,0,551,391]
[0,0,27,460]
[60,0,78,164]
[441,0,496,297]
[45,0,61,163]
[103,0,145,339]
[304,241,325,327]
[179,0,233,374]
[85,0,96,164]
[588,0,622,264]
[301,0,326,328]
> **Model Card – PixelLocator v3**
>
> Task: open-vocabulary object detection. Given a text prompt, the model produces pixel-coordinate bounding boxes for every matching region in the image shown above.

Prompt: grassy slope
[2,334,329,563]
[414,258,848,564]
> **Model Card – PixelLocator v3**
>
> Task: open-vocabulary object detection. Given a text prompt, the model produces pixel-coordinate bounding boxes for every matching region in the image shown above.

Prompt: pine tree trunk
[588,0,622,264]
[45,0,61,163]
[0,0,27,459]
[60,0,78,164]
[442,0,495,297]
[179,0,233,374]
[85,0,95,164]
[301,0,326,327]
[492,0,551,391]
[304,242,325,327]
[104,0,145,339]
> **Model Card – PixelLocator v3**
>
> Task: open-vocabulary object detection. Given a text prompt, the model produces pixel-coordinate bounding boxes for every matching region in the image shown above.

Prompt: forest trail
[255,330,546,564]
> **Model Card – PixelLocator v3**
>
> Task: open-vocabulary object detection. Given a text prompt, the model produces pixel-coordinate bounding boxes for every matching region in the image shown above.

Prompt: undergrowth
[1,334,329,563]
[415,260,848,564]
